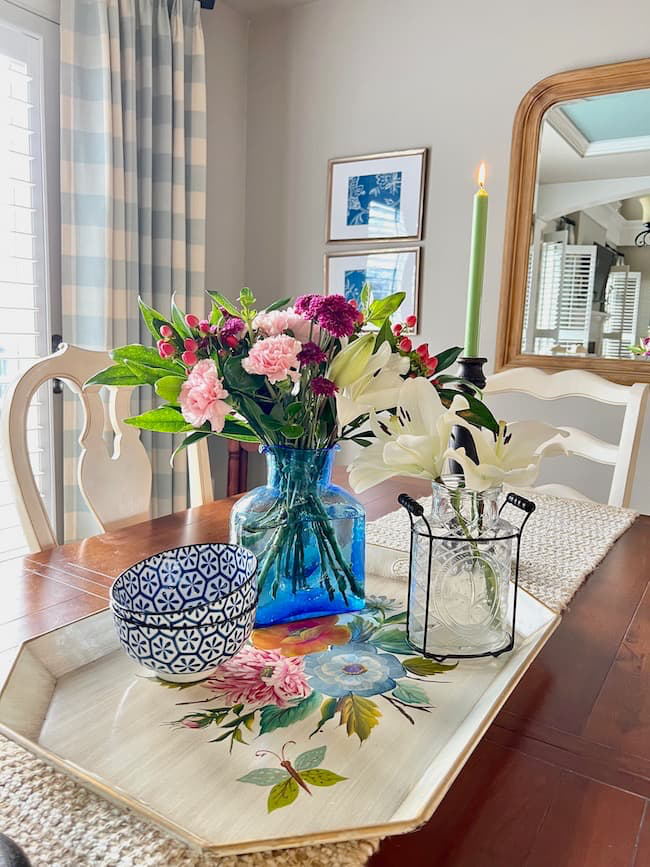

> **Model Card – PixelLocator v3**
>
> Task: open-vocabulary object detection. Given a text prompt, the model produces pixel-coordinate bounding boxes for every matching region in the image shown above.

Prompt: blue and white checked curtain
[60,0,207,539]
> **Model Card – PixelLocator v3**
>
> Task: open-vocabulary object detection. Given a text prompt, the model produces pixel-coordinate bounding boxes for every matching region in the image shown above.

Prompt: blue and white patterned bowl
[113,603,257,682]
[110,544,258,681]
[110,544,257,618]
[110,576,257,628]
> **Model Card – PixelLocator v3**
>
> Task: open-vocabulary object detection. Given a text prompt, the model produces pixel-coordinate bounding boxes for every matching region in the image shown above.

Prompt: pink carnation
[203,646,311,708]
[253,307,314,343]
[179,359,231,433]
[242,334,301,384]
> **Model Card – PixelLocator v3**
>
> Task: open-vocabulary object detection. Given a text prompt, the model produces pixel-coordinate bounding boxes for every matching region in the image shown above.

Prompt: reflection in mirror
[522,87,650,361]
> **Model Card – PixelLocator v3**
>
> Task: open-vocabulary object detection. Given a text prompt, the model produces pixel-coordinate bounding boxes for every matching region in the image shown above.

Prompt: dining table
[1,470,649,867]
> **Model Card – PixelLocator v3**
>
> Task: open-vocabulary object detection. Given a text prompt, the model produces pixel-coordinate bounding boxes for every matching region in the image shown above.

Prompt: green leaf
[138,297,172,340]
[238,768,289,787]
[337,693,381,744]
[294,745,326,771]
[155,375,185,404]
[111,344,181,373]
[367,291,406,325]
[300,769,347,787]
[124,360,165,386]
[223,355,265,395]
[402,657,458,677]
[239,286,256,307]
[300,768,347,786]
[286,402,303,420]
[374,316,393,350]
[458,400,500,435]
[171,295,193,339]
[171,429,211,464]
[392,682,430,706]
[216,418,260,444]
[280,423,303,440]
[268,778,299,813]
[209,301,224,327]
[383,611,408,625]
[264,296,292,313]
[259,692,321,735]
[124,406,194,433]
[84,364,142,387]
[310,697,338,737]
[433,346,463,374]
[360,282,371,313]
[370,627,412,655]
[207,291,240,317]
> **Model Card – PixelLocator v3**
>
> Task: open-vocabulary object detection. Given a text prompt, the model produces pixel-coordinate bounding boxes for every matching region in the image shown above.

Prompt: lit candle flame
[478,162,487,189]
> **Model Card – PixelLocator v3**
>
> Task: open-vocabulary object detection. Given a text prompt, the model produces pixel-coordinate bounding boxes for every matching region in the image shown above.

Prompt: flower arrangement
[88,285,564,625]
[87,286,494,621]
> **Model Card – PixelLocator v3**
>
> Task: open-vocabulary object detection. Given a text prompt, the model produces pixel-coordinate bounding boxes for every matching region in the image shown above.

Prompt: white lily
[446,419,569,492]
[334,340,410,429]
[348,377,469,493]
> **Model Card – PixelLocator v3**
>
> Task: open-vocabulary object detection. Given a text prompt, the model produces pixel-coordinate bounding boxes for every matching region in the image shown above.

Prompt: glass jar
[230,445,365,626]
[407,475,514,657]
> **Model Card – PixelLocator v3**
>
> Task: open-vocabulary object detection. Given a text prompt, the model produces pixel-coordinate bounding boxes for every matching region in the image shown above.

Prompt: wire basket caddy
[398,491,536,661]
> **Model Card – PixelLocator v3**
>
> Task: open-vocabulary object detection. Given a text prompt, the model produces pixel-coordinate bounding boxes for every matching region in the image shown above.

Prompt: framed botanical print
[324,247,420,324]
[326,148,427,242]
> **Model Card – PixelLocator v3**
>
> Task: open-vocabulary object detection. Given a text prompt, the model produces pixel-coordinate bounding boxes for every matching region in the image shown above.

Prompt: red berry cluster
[391,315,438,377]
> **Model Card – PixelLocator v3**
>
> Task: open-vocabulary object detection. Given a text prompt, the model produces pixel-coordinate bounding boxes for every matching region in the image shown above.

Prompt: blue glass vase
[229,446,365,626]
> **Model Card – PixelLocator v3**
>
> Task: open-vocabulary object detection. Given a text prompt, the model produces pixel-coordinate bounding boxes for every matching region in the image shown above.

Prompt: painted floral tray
[0,575,559,855]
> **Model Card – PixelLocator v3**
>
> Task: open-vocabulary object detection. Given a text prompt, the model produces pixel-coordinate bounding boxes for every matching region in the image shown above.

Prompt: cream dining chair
[484,367,648,508]
[1,342,212,553]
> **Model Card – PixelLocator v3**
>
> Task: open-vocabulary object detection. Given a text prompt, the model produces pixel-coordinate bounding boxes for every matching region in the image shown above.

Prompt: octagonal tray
[0,574,559,855]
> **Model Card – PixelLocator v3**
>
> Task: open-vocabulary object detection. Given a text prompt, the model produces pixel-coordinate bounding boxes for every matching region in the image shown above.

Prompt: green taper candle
[463,162,489,357]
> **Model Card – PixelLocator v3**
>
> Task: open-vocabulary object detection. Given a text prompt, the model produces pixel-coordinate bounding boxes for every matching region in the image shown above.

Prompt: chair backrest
[2,343,211,552]
[484,367,648,508]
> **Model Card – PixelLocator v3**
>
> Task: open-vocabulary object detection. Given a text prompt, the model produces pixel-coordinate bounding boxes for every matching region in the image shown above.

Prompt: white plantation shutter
[0,17,54,561]
[533,243,596,353]
[602,268,641,360]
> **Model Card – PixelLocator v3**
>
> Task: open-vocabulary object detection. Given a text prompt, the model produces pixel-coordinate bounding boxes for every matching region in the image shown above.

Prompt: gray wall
[238,0,650,511]
[202,3,249,498]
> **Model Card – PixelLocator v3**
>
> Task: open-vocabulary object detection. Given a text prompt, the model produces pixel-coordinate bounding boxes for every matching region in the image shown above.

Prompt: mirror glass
[521,87,650,360]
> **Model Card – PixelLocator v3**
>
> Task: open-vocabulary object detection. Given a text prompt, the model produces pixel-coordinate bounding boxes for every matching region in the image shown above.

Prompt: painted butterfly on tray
[237,741,347,812]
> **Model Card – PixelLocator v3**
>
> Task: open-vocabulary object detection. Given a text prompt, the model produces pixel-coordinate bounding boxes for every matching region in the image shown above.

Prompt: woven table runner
[366,488,638,612]
[0,491,637,865]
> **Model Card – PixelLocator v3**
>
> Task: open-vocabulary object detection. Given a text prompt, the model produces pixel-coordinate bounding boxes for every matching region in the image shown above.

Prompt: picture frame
[324,247,421,325]
[326,148,427,243]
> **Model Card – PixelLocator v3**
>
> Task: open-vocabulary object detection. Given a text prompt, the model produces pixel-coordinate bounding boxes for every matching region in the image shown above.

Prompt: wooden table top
[1,471,649,867]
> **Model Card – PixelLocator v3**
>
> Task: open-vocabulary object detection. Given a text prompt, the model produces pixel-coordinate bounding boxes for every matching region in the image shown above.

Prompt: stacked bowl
[110,543,257,682]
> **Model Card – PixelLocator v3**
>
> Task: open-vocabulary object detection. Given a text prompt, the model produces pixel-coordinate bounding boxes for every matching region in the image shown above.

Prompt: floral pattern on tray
[157,597,456,812]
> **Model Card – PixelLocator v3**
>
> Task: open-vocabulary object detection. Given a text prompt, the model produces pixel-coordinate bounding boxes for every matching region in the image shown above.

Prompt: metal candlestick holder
[450,356,487,465]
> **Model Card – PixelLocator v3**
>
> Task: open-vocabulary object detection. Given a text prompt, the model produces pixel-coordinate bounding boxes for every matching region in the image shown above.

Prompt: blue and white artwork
[343,266,400,306]
[326,248,420,326]
[328,149,426,241]
[346,172,402,227]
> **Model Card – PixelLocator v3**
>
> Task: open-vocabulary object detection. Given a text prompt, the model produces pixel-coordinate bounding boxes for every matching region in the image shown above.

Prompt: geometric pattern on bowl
[112,604,257,678]
[110,544,257,616]
[110,576,257,628]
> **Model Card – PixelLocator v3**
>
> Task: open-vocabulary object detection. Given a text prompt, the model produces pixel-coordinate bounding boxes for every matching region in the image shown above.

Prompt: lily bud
[327,332,375,388]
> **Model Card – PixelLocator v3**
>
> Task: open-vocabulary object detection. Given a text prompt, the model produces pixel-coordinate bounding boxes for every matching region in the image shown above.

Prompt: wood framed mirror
[496,58,650,384]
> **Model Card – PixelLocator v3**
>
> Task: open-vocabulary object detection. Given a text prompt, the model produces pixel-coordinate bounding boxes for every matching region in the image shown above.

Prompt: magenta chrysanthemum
[202,646,311,708]
[297,341,327,365]
[220,317,246,340]
[294,294,325,320]
[315,294,358,338]
[310,376,338,397]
